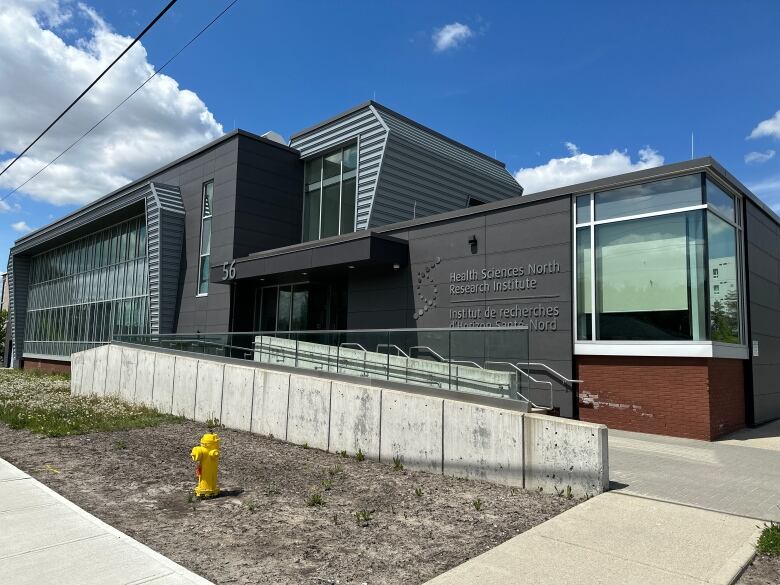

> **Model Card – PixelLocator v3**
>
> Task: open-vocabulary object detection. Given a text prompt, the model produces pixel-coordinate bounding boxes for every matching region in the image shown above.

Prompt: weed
[333,513,339,525]
[113,439,127,450]
[322,479,333,491]
[472,498,483,511]
[392,455,404,471]
[565,485,573,500]
[354,509,374,525]
[245,501,258,512]
[302,442,309,449]
[554,486,564,497]
[339,450,348,458]
[414,487,423,497]
[757,521,780,556]
[328,464,343,477]
[307,492,324,507]
[355,448,365,462]
[205,417,222,430]
[510,487,519,496]
[187,492,194,504]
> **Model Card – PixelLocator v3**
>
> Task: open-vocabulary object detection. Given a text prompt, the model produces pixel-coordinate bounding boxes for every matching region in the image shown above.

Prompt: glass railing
[114,327,530,402]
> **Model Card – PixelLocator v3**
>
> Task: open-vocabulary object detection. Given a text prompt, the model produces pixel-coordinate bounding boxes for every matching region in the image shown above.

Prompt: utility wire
[0,0,178,180]
[1,0,241,203]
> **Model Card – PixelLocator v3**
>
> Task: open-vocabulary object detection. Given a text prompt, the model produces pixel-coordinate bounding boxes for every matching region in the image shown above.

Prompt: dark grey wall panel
[745,200,780,424]
[346,197,574,416]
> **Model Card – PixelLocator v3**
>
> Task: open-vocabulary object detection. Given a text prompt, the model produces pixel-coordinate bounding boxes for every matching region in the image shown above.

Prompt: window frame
[572,172,747,352]
[197,180,214,297]
[301,139,359,242]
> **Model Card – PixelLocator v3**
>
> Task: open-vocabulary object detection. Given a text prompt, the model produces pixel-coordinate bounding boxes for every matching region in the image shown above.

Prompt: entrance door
[254,282,345,332]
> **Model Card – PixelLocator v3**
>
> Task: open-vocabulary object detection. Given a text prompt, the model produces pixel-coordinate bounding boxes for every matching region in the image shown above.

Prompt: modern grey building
[5,101,780,439]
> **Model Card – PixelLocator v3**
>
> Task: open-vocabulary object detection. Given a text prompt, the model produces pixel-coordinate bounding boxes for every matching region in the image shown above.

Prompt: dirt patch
[0,420,577,585]
[738,554,780,585]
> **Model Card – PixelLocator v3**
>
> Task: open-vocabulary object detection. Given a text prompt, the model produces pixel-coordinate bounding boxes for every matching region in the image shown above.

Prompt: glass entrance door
[255,282,346,332]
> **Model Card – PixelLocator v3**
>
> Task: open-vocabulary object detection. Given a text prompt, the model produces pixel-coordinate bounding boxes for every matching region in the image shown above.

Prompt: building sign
[413,257,563,330]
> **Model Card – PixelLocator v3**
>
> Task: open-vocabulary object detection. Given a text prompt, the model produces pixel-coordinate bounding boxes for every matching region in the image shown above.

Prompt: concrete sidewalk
[424,491,760,585]
[0,457,213,585]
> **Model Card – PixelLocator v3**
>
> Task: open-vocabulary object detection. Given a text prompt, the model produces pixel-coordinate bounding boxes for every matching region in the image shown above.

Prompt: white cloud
[11,221,33,233]
[432,22,473,52]
[745,150,776,165]
[749,110,780,140]
[514,143,664,194]
[0,200,21,213]
[0,0,223,206]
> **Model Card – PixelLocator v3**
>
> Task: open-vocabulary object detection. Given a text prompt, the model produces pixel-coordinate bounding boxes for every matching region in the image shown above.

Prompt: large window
[575,174,744,344]
[24,216,149,357]
[303,143,357,241]
[198,181,213,296]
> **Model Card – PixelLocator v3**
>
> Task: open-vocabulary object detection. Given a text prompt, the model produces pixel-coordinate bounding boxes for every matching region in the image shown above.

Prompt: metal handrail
[339,342,367,352]
[375,344,410,358]
[485,361,552,410]
[528,362,583,384]
[409,345,447,362]
[450,360,483,369]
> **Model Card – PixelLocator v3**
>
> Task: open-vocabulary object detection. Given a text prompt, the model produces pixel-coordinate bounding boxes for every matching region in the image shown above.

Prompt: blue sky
[2,0,780,267]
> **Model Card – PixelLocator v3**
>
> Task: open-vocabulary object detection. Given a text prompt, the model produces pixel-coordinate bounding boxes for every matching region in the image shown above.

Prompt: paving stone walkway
[609,425,780,522]
[0,457,213,585]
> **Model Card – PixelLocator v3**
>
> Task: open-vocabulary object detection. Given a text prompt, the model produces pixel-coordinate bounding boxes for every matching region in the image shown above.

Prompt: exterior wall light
[468,234,478,253]
[393,263,400,270]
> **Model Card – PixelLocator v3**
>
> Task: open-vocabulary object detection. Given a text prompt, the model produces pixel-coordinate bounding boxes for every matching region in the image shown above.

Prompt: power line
[1,0,241,203]
[0,0,178,180]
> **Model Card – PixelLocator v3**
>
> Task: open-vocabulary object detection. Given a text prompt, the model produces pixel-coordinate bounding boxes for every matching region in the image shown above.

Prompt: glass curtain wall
[303,143,358,241]
[24,215,149,357]
[575,174,743,343]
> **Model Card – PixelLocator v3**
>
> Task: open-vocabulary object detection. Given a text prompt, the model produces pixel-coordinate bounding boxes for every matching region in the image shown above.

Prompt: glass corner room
[575,174,744,345]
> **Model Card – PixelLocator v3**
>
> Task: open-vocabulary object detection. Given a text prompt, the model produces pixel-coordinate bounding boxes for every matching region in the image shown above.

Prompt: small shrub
[354,509,374,526]
[472,498,483,511]
[339,450,348,458]
[414,487,423,497]
[302,442,309,449]
[393,455,404,471]
[355,449,365,462]
[307,492,324,507]
[205,417,222,430]
[757,522,780,556]
[322,479,333,491]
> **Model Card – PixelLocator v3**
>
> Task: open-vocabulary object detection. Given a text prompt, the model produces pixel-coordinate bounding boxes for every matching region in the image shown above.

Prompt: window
[23,216,149,357]
[706,179,735,221]
[198,181,213,295]
[302,143,358,241]
[575,172,743,344]
[594,175,702,221]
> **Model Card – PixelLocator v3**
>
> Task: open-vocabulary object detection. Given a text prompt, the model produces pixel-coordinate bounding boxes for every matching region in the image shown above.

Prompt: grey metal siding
[145,183,185,334]
[745,199,780,424]
[368,108,522,228]
[290,106,388,231]
[6,255,30,367]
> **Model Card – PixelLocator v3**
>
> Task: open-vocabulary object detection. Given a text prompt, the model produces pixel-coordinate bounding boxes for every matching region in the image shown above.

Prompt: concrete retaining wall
[71,344,609,496]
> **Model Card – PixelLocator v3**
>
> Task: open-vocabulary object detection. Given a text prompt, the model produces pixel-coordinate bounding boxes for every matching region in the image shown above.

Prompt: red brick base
[576,356,745,441]
[21,358,71,376]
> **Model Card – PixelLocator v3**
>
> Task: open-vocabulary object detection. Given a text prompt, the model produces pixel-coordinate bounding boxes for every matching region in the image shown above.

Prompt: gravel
[0,420,577,585]
[737,554,780,585]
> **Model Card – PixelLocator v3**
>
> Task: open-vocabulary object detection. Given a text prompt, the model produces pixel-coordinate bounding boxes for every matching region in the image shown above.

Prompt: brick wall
[21,357,71,376]
[575,356,745,440]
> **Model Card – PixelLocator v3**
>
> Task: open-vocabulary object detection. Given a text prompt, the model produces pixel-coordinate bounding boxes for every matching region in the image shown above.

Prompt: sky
[1,0,780,267]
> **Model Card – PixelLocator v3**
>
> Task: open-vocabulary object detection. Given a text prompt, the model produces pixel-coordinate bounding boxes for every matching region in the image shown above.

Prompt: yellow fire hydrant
[191,433,220,497]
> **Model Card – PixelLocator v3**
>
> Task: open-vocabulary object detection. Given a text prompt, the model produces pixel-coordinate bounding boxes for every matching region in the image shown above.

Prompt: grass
[354,509,374,526]
[0,369,180,437]
[757,522,780,556]
[472,498,483,511]
[307,492,324,507]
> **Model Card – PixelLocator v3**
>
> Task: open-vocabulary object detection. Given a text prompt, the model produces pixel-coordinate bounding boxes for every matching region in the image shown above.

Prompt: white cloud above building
[432,22,474,52]
[0,0,223,206]
[749,110,780,140]
[745,150,776,165]
[514,143,664,194]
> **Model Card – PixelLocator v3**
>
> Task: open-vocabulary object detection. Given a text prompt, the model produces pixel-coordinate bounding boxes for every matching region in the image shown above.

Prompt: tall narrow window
[198,181,213,296]
[302,143,358,241]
